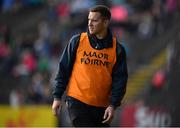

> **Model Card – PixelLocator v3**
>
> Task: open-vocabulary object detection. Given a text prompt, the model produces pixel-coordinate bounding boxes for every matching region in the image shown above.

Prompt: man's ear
[104,20,109,27]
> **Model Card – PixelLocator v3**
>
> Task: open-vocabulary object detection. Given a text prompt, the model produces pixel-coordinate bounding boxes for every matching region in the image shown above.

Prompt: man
[52,5,128,127]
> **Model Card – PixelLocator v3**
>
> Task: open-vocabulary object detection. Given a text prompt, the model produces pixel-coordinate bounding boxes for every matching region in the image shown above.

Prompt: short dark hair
[89,5,111,20]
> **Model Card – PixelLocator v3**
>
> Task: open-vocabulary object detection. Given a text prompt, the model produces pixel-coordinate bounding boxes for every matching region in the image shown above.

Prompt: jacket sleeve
[52,34,80,100]
[110,43,128,108]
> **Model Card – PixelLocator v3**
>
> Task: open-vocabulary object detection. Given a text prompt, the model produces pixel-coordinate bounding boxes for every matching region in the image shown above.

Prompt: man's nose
[88,20,92,26]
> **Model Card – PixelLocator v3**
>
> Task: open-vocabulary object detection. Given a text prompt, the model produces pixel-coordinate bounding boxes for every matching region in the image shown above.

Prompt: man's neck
[96,29,108,39]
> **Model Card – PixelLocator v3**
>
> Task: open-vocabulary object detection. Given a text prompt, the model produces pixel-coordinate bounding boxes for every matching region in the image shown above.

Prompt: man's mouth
[89,27,93,30]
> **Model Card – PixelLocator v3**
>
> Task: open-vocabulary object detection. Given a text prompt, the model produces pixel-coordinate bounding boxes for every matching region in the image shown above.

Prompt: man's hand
[52,100,61,117]
[102,105,115,124]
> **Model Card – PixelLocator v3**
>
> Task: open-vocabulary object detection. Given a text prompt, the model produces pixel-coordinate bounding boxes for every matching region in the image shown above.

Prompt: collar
[87,28,113,49]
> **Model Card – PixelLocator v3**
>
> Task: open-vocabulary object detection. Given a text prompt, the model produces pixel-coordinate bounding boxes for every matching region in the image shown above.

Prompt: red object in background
[120,101,171,127]
[0,42,11,57]
[56,3,70,18]
[152,70,166,89]
[166,0,177,13]
[110,6,128,22]
[22,52,37,73]
[120,103,137,127]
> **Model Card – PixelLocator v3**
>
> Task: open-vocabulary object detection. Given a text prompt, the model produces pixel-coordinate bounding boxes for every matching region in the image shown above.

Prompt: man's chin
[89,31,94,35]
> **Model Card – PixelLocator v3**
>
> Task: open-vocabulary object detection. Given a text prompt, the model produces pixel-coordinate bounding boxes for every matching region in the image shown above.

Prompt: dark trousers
[66,96,110,127]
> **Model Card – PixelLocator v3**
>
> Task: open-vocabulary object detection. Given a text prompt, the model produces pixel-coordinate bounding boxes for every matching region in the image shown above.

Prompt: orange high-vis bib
[67,32,117,107]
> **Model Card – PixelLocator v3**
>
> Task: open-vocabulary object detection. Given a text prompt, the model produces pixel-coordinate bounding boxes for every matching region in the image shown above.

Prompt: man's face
[88,12,107,35]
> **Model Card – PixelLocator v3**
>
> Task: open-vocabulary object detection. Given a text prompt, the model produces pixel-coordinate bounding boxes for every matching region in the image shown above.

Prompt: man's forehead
[88,12,101,19]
